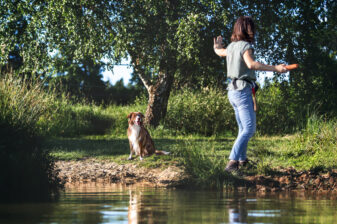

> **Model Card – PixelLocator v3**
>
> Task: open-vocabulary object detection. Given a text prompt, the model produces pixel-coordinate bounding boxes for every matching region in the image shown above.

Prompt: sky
[101,57,133,86]
[101,58,288,87]
[102,65,279,87]
[102,65,133,86]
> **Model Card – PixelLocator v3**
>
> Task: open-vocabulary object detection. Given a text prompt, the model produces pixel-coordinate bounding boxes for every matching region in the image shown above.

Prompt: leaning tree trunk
[132,58,174,128]
[144,72,174,127]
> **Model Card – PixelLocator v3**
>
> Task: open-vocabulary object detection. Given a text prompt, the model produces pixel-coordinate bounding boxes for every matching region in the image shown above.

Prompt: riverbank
[56,159,337,193]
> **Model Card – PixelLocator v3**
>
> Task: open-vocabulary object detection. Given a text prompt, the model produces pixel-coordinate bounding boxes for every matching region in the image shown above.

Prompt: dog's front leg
[128,151,134,160]
[128,141,134,160]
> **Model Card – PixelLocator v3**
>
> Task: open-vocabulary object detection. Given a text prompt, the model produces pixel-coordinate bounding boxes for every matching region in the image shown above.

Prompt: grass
[43,115,337,189]
[43,133,291,188]
[43,133,292,172]
[3,72,335,193]
[33,83,335,188]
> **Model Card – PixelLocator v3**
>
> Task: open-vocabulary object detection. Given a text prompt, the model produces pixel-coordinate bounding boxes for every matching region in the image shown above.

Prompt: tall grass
[280,115,337,170]
[0,74,62,201]
[39,100,113,137]
[0,75,56,134]
[165,88,236,136]
[37,94,147,137]
[40,85,308,138]
[171,140,248,189]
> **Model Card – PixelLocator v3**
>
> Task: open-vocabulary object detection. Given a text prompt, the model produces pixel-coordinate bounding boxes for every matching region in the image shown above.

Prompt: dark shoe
[239,159,249,167]
[239,158,257,169]
[225,160,239,172]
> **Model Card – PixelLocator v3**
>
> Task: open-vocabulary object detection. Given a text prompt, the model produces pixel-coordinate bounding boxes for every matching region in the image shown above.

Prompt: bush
[255,82,320,135]
[39,99,114,137]
[104,102,147,137]
[256,83,299,135]
[0,74,62,201]
[164,88,236,136]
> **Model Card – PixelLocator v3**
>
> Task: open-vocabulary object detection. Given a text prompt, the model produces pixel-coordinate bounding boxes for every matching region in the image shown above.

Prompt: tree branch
[131,57,152,91]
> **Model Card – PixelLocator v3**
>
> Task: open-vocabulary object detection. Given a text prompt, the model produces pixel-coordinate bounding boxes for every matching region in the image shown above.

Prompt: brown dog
[127,112,169,160]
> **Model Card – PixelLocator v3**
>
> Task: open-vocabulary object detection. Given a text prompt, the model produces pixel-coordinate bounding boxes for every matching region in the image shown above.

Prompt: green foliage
[1,0,336,127]
[0,75,55,134]
[39,100,113,137]
[280,116,337,170]
[231,0,337,114]
[103,102,147,137]
[37,92,146,138]
[0,74,62,201]
[256,82,300,135]
[105,79,145,105]
[165,88,235,136]
[171,140,229,188]
[0,1,51,73]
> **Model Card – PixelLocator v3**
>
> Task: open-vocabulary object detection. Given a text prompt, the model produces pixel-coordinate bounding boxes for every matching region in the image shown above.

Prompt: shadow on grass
[43,138,129,156]
[43,137,234,157]
[43,137,216,160]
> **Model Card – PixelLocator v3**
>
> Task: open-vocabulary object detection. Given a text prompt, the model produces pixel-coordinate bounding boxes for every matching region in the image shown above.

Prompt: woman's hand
[213,36,223,49]
[213,36,227,57]
[274,64,288,73]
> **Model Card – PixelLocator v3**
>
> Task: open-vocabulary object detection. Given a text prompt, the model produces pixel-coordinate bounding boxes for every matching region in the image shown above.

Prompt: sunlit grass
[44,134,289,170]
[44,118,337,189]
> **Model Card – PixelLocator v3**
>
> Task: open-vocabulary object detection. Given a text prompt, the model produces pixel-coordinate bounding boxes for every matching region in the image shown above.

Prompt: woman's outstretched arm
[243,49,287,73]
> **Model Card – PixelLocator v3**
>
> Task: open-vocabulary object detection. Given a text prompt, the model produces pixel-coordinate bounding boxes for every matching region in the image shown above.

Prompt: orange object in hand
[285,64,299,70]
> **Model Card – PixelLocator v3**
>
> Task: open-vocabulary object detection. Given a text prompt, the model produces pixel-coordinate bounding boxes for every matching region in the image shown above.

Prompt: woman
[213,16,287,172]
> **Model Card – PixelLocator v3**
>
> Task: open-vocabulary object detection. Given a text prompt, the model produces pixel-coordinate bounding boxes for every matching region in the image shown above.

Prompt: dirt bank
[55,159,190,187]
[55,159,337,192]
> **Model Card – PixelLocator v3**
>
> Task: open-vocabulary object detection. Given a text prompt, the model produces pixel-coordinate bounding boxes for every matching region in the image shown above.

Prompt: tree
[50,56,108,103]
[0,0,115,76]
[111,0,228,126]
[226,0,337,114]
[1,1,223,126]
[2,0,335,126]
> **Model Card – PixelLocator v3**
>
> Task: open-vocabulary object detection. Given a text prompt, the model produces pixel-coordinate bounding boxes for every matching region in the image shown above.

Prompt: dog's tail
[155,150,170,155]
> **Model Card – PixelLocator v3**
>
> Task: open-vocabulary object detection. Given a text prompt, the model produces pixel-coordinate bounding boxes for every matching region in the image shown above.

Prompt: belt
[232,78,259,92]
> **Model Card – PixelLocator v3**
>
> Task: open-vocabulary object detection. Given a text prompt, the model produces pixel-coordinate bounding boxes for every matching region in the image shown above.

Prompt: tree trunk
[144,72,173,127]
[130,48,176,128]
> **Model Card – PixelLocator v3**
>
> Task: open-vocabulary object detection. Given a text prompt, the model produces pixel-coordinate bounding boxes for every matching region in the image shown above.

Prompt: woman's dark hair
[231,16,255,43]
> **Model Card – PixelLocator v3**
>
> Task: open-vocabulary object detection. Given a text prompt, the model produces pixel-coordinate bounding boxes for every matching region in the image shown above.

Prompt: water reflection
[128,189,169,224]
[228,198,281,223]
[229,207,248,223]
[0,184,337,224]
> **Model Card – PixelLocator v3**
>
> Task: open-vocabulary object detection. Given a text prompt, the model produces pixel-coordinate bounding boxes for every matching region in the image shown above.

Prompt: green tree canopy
[1,0,336,125]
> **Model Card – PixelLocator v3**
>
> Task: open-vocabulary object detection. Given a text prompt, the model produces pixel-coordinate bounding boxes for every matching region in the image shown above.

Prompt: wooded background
[1,0,336,126]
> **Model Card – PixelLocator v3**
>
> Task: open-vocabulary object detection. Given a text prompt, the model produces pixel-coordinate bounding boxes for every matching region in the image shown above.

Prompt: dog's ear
[137,112,145,118]
[127,112,133,120]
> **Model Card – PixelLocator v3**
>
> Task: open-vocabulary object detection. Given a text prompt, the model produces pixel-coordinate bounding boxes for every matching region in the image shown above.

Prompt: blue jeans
[228,87,256,161]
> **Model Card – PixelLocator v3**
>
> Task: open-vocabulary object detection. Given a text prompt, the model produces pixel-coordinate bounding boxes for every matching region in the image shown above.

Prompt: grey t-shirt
[226,41,256,90]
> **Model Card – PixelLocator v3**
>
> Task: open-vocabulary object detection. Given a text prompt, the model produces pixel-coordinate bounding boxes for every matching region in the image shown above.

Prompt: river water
[0,183,336,224]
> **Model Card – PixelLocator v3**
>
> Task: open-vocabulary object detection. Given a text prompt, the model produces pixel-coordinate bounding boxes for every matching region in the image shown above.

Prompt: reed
[0,74,62,201]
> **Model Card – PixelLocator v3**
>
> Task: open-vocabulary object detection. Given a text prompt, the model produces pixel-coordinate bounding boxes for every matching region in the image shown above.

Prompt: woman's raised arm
[213,36,227,57]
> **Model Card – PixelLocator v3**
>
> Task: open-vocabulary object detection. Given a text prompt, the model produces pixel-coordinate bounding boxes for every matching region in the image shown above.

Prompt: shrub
[39,99,114,137]
[0,74,62,201]
[256,83,299,135]
[164,88,236,136]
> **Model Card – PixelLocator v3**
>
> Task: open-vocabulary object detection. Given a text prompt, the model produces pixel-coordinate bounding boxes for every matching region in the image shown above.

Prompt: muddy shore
[55,159,337,192]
